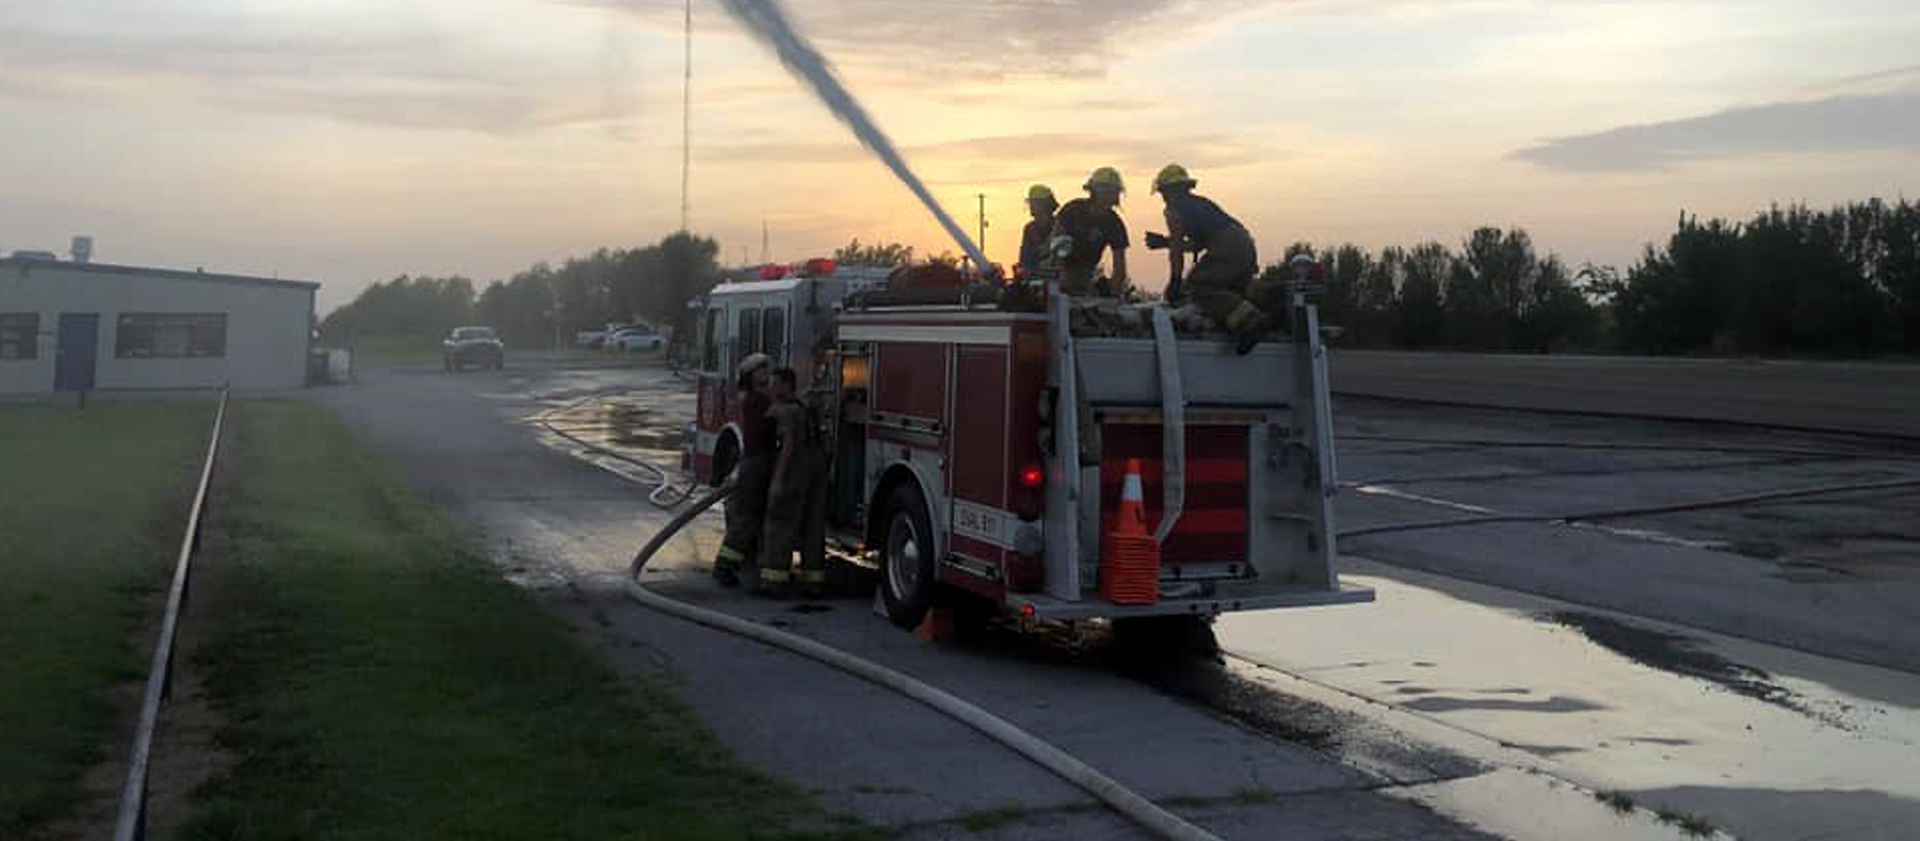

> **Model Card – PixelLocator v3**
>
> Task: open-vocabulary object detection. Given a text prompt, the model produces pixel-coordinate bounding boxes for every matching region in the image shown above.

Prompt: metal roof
[1,257,321,291]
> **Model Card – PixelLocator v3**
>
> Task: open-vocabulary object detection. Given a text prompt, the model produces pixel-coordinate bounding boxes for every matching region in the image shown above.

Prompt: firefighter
[713,352,774,586]
[755,367,831,598]
[1149,163,1271,354]
[1017,184,1059,276]
[1053,167,1130,296]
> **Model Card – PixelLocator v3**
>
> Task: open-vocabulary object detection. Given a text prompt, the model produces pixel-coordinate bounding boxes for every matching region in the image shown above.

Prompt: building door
[54,313,99,392]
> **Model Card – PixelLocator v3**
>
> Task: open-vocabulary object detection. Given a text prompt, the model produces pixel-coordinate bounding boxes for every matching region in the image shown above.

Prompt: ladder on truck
[1023,267,1373,619]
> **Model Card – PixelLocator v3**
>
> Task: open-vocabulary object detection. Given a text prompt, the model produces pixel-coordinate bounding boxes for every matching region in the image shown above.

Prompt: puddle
[1219,567,1920,840]
[1539,610,1844,728]
[1389,768,1726,840]
[503,567,570,590]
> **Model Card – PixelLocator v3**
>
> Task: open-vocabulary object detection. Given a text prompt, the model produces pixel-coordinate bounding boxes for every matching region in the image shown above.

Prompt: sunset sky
[2,0,1916,312]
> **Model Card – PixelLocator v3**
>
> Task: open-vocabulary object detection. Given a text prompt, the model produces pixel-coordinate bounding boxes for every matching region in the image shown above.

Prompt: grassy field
[0,399,214,836]
[179,400,870,840]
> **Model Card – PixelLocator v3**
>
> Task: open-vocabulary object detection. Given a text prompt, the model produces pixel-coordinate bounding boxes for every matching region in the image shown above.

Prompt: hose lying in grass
[623,483,1223,841]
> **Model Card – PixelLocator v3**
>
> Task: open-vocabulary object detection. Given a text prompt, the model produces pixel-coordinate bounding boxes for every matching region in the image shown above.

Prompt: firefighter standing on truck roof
[713,353,774,587]
[755,367,831,599]
[1017,184,1059,276]
[1054,167,1130,296]
[1149,163,1273,355]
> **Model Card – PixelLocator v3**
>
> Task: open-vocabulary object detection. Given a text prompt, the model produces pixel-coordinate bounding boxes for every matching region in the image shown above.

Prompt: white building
[0,257,319,394]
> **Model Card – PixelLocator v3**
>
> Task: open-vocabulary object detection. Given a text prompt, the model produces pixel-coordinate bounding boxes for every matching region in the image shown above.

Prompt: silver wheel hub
[886,510,923,599]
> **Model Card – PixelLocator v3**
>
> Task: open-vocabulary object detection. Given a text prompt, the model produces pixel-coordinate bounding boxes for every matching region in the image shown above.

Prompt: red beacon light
[1018,464,1045,489]
[758,263,787,280]
[799,257,838,277]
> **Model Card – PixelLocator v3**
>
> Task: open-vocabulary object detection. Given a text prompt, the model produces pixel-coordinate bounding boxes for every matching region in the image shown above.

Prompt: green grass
[0,399,215,836]
[178,400,873,840]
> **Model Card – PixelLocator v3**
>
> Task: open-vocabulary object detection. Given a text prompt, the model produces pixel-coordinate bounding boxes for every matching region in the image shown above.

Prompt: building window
[115,313,227,359]
[0,313,37,360]
[761,307,786,364]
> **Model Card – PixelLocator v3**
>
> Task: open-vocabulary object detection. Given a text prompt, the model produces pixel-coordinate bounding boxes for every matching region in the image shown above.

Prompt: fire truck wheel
[880,483,938,629]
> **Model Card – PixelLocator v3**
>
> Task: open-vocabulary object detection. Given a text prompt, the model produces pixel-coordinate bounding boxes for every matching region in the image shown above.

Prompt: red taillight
[1019,465,1045,489]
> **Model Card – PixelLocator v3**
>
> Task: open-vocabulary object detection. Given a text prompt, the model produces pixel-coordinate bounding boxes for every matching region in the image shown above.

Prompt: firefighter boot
[1220,301,1271,355]
[752,567,791,599]
[711,546,744,587]
[798,568,829,600]
[1234,311,1274,355]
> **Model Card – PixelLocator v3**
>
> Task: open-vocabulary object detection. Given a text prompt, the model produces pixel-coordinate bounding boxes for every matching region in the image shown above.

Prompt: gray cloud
[709,131,1275,181]
[589,0,1276,80]
[911,132,1269,172]
[0,11,639,133]
[708,139,860,163]
[1512,89,1920,173]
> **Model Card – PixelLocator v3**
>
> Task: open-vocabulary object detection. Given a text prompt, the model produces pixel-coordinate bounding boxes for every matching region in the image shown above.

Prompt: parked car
[574,328,610,348]
[606,327,665,352]
[443,326,504,371]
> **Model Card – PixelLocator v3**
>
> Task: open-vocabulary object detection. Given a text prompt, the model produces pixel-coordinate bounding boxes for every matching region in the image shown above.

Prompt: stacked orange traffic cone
[1102,458,1161,605]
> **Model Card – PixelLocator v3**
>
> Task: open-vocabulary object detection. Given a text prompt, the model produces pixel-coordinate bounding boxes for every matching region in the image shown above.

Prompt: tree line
[321,199,1917,358]
[319,232,722,348]
[1290,199,1918,356]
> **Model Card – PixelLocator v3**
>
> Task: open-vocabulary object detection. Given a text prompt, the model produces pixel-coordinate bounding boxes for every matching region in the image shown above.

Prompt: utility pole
[977,193,988,267]
[761,219,770,264]
[680,0,692,233]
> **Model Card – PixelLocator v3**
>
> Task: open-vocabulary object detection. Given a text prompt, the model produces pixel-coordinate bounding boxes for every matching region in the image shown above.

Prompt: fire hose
[625,482,1223,841]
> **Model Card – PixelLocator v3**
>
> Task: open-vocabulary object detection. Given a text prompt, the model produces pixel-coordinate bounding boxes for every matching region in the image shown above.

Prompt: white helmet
[735,352,772,378]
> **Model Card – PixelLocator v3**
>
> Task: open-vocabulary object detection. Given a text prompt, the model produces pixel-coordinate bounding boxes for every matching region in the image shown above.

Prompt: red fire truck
[686,260,1372,628]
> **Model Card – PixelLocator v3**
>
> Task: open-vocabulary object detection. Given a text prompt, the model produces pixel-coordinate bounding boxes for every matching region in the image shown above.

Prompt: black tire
[711,435,739,489]
[879,482,938,629]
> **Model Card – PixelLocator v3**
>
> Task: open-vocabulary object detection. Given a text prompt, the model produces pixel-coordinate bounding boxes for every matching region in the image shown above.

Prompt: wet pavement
[1221,564,1920,841]
[312,358,1920,841]
[311,361,1500,841]
[1336,397,1920,674]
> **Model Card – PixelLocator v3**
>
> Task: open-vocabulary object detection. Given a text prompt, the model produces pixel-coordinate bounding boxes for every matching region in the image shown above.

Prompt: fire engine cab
[687,258,1373,629]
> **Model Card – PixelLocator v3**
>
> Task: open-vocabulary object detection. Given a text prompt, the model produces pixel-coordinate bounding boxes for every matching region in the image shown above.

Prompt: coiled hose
[624,483,1223,841]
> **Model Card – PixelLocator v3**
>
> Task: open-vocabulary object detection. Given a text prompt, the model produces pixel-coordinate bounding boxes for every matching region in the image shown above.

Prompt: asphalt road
[309,361,1503,841]
[308,358,1920,841]
[1332,350,1920,439]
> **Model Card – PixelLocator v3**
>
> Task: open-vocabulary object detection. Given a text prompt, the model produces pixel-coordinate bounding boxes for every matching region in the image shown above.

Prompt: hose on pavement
[624,483,1223,841]
[538,418,695,508]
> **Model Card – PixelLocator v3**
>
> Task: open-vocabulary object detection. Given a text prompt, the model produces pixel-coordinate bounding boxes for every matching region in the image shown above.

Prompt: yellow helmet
[1153,163,1196,193]
[1026,184,1056,202]
[1084,166,1125,193]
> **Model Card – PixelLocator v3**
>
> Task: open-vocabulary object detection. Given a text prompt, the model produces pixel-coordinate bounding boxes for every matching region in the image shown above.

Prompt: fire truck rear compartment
[1034,328,1373,620]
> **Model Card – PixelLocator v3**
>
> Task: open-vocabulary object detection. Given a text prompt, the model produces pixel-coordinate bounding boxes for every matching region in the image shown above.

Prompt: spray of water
[715,0,992,270]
